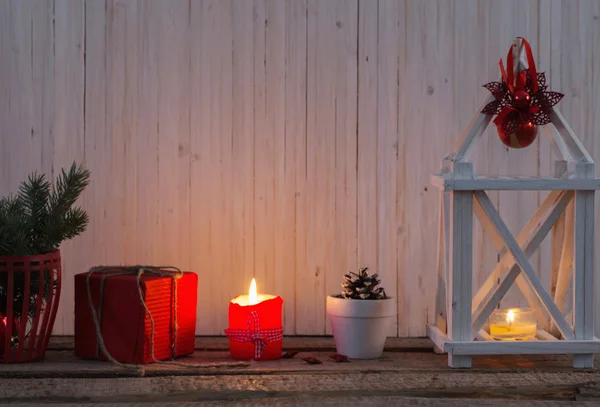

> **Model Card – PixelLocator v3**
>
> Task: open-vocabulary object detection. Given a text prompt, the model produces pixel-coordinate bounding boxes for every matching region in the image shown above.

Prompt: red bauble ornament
[513,90,530,108]
[498,122,537,149]
[0,314,20,355]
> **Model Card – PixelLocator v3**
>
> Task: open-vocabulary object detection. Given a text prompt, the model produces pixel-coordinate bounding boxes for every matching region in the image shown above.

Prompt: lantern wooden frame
[427,39,600,369]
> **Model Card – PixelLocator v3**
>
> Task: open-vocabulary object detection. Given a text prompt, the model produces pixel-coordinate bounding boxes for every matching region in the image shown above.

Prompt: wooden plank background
[1,0,599,337]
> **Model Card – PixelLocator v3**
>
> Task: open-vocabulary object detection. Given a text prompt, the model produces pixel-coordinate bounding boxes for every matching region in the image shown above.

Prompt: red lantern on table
[481,37,564,149]
[225,279,283,361]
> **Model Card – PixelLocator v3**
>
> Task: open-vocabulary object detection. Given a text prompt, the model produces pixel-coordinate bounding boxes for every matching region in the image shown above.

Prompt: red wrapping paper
[74,271,197,364]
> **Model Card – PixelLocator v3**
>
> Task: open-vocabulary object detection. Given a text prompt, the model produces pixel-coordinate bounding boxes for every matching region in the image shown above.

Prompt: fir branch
[48,162,91,220]
[0,162,90,321]
[17,173,51,253]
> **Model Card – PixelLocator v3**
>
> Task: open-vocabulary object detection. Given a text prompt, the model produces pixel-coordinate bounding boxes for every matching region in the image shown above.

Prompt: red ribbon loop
[224,311,283,359]
[500,37,538,94]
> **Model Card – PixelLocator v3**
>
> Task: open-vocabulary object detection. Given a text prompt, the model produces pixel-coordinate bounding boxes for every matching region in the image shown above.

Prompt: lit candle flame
[249,278,258,305]
[506,309,515,326]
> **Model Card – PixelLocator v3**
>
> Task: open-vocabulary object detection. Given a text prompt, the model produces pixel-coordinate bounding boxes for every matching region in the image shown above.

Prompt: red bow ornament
[224,311,283,360]
[482,38,564,149]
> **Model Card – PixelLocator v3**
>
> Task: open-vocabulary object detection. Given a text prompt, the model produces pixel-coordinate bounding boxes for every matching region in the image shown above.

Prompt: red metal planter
[0,250,61,363]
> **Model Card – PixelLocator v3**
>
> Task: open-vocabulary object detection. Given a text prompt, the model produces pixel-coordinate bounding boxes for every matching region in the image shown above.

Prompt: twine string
[85,265,235,374]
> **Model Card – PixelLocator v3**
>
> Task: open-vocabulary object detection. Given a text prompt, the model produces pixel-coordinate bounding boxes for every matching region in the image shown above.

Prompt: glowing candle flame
[506,309,515,326]
[249,278,258,305]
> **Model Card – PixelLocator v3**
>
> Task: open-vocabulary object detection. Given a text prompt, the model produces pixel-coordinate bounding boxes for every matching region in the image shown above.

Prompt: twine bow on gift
[224,311,283,360]
[86,266,183,369]
[84,265,250,374]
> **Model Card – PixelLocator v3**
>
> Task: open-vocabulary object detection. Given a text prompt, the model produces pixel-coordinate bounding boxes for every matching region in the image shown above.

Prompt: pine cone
[339,267,387,300]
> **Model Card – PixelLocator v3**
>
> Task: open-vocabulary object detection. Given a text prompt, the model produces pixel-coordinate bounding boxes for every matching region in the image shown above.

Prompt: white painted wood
[264,0,294,335]
[357,0,380,332]
[432,175,600,191]
[52,0,85,335]
[230,0,257,329]
[305,0,359,334]
[550,109,594,164]
[550,161,569,301]
[471,191,573,335]
[551,198,574,338]
[329,0,358,336]
[542,126,574,163]
[1,1,600,338]
[375,0,403,337]
[451,95,495,163]
[474,191,574,340]
[448,338,600,356]
[447,191,473,368]
[281,0,307,335]
[80,0,106,316]
[573,190,595,368]
[426,324,450,354]
[536,329,559,341]
[475,329,494,342]
[472,190,565,314]
[435,190,449,333]
[403,0,453,337]
[190,0,219,334]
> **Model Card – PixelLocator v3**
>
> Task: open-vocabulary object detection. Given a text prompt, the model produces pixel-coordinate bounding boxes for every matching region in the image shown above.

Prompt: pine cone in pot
[339,267,387,300]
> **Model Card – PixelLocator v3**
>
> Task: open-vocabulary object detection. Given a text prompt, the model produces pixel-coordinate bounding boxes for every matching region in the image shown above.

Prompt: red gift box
[74,269,197,364]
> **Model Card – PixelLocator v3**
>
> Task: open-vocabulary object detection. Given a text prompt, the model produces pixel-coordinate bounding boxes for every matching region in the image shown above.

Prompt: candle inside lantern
[225,278,283,360]
[489,308,537,340]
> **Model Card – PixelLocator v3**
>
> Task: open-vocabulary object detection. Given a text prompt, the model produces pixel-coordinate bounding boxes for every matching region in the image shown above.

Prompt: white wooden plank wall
[1,0,599,337]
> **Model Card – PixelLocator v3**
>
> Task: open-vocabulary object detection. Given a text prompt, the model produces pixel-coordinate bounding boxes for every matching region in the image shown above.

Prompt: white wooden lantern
[427,38,600,369]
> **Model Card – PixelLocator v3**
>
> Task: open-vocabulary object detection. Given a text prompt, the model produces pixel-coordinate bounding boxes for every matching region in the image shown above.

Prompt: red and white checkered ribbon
[224,311,283,359]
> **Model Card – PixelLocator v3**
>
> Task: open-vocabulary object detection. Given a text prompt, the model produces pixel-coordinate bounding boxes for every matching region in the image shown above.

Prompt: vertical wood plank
[447,190,473,368]
[435,190,450,333]
[378,0,401,337]
[190,0,213,334]
[0,1,34,195]
[551,198,574,337]
[538,0,556,298]
[452,0,498,317]
[136,0,160,268]
[327,0,358,335]
[282,0,307,335]
[573,189,595,368]
[231,0,256,319]
[99,0,141,271]
[1,0,600,337]
[264,0,292,333]
[590,0,600,339]
[431,0,456,332]
[190,0,234,334]
[82,0,107,282]
[155,0,191,272]
[300,0,335,334]
[53,0,85,335]
[104,0,127,267]
[357,0,379,288]
[119,0,141,266]
[253,0,274,302]
[213,0,234,334]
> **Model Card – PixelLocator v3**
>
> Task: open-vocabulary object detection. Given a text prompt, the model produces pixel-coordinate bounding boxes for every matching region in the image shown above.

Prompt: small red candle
[225,279,283,360]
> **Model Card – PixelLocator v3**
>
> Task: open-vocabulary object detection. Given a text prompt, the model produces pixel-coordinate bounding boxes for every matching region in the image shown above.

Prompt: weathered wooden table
[1,337,599,406]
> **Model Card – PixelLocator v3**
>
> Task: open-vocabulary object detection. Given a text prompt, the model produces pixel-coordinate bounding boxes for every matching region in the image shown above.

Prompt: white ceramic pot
[326,295,395,359]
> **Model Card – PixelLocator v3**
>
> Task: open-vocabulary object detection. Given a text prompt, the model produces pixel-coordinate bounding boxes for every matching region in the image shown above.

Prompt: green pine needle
[0,162,90,319]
